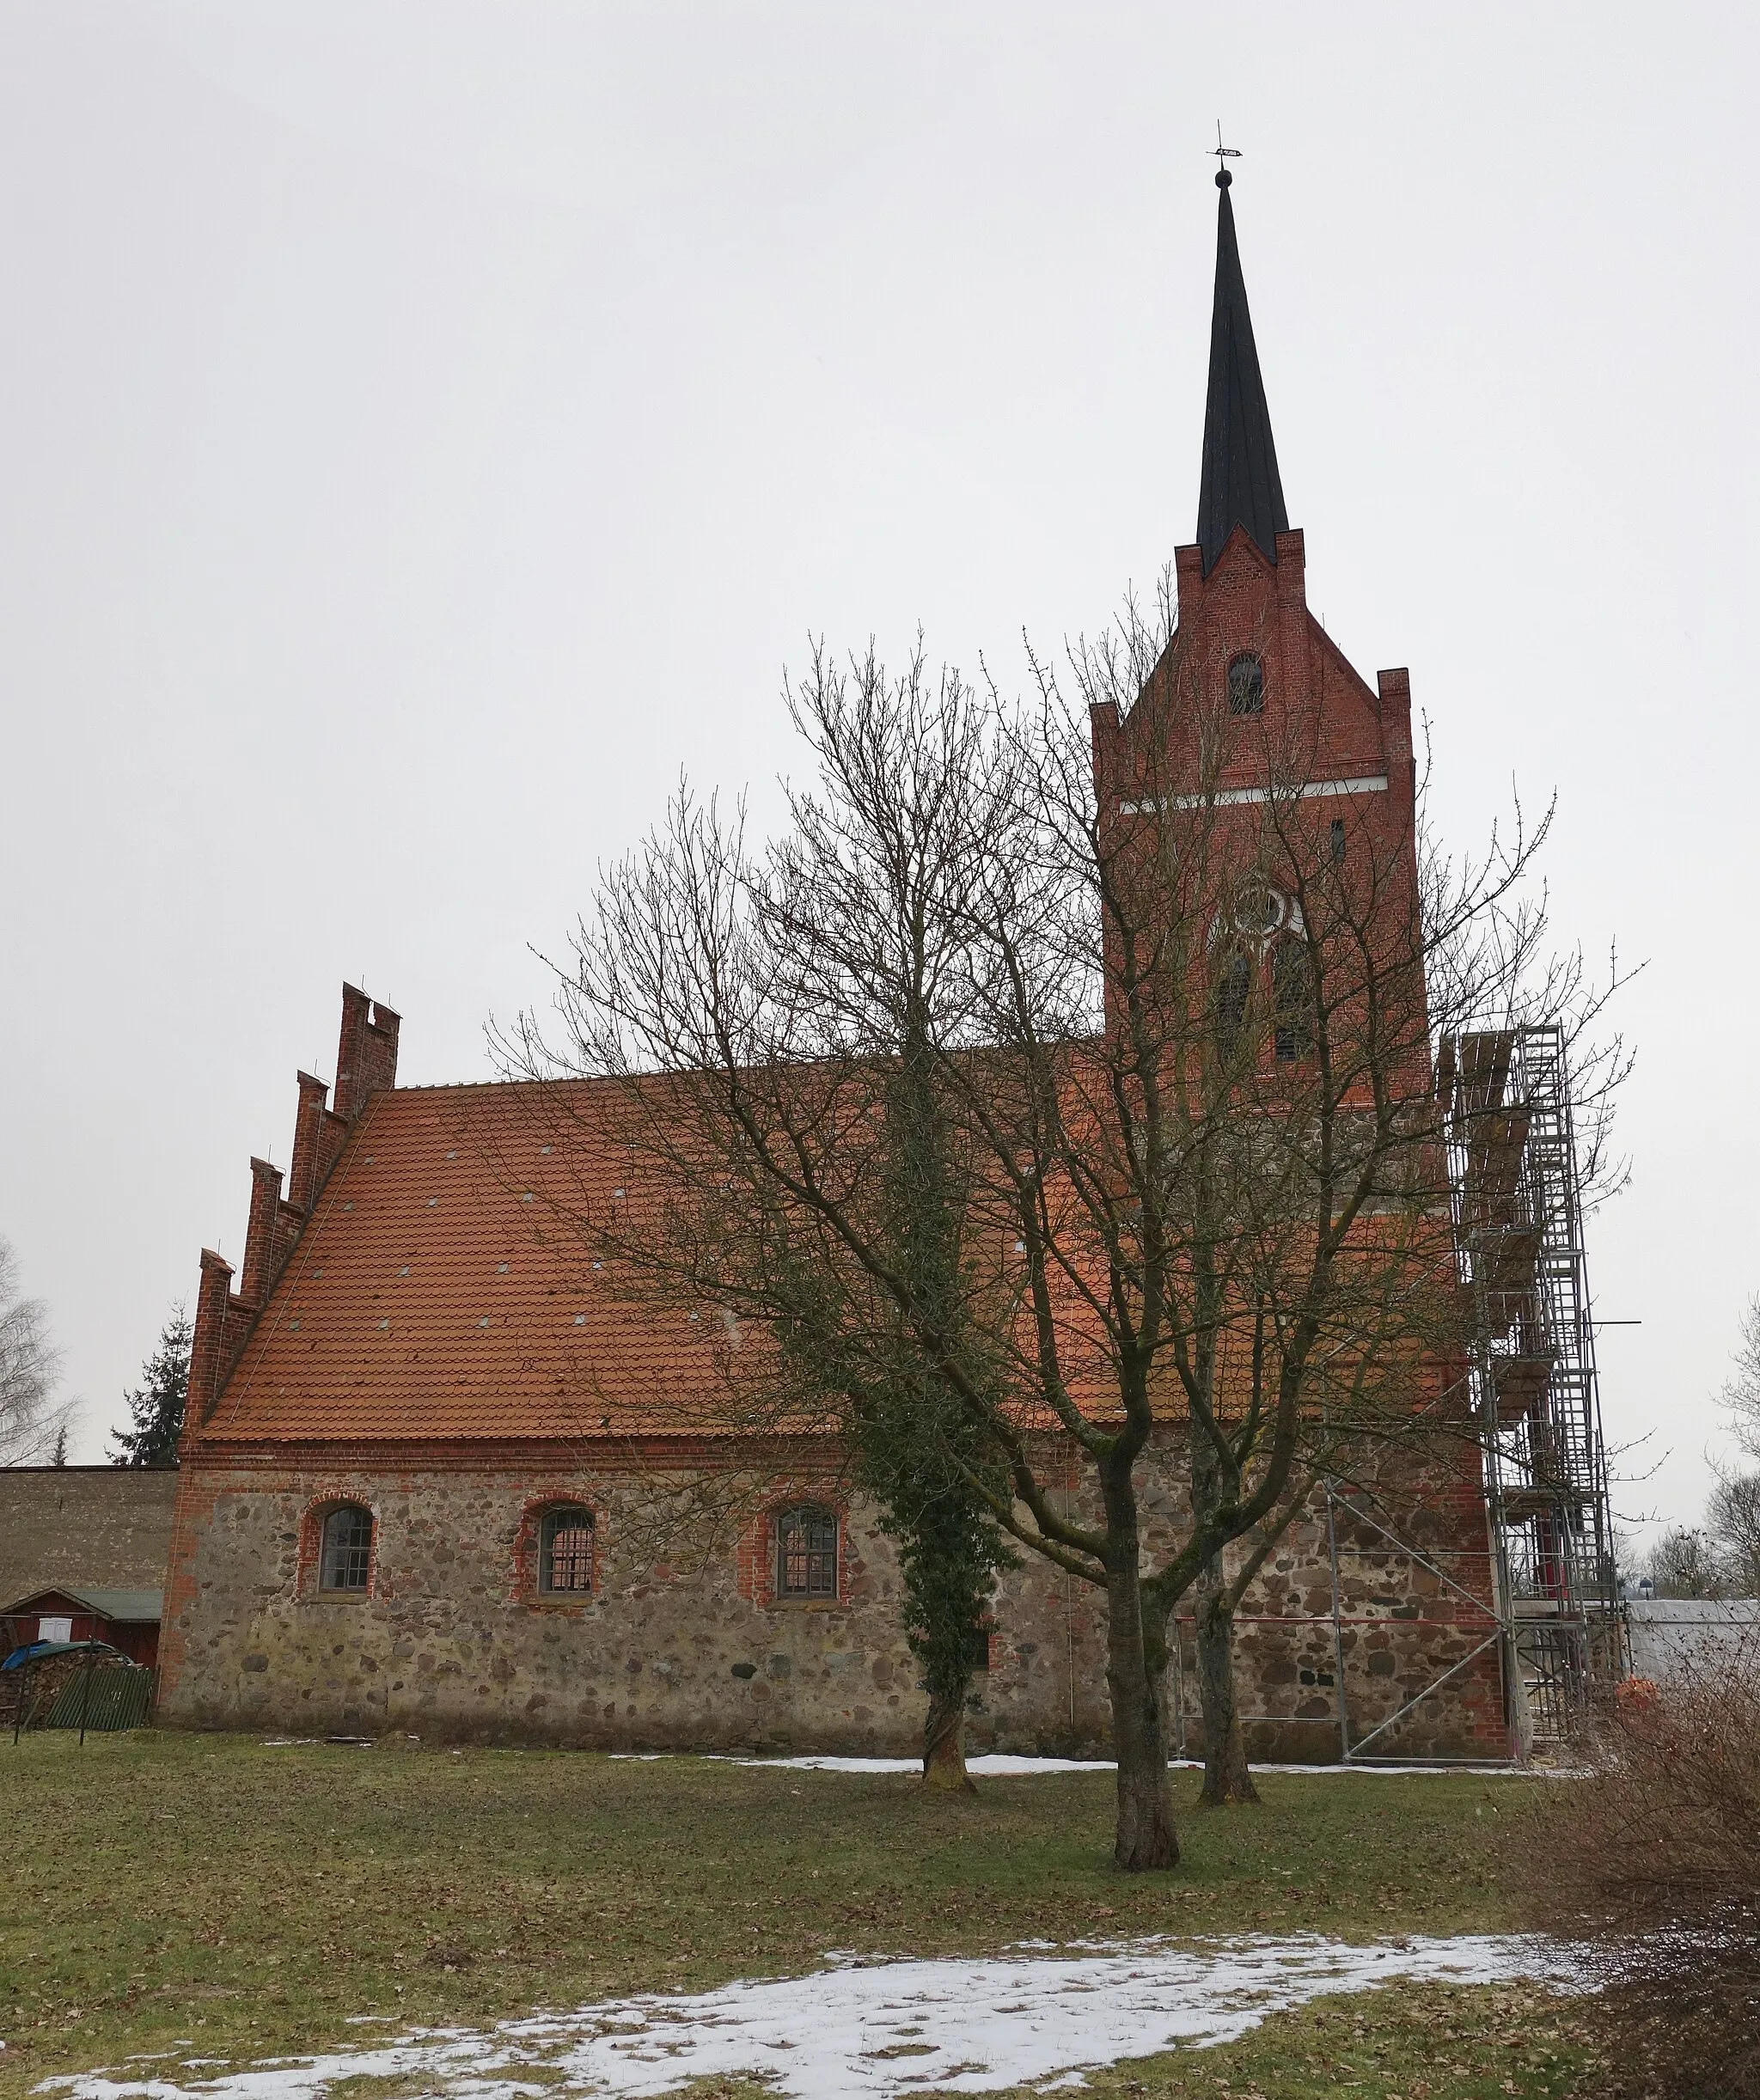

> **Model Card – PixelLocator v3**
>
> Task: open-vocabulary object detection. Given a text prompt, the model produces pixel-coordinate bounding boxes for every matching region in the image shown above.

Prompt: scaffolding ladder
[1440,1023,1624,1752]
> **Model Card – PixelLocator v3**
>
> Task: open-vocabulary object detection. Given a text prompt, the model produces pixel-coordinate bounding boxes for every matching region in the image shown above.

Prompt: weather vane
[1210,121,1241,186]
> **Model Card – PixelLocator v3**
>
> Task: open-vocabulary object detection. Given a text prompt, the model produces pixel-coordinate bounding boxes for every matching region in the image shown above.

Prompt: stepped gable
[190,1061,734,1447]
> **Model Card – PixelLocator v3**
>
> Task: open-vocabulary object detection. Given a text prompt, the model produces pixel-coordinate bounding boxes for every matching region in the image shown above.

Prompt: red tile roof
[202,1081,737,1444]
[202,1064,1421,1450]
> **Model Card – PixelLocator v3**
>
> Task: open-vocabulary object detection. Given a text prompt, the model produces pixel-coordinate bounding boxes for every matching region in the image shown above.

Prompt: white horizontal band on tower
[1117,774,1389,816]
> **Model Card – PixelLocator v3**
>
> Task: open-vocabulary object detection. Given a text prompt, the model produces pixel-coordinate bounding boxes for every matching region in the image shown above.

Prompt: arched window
[539,1506,595,1595]
[1227,653,1264,716]
[319,1505,373,1592]
[776,1505,838,1599]
[1214,949,1253,1063]
[1272,938,1314,1062]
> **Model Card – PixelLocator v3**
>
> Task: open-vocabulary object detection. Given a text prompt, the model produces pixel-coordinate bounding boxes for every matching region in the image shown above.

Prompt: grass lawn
[0,1731,1600,2099]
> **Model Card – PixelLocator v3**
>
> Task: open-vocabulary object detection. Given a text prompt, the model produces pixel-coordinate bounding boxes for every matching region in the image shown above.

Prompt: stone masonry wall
[1175,1472,1506,1763]
[157,1439,1506,1760]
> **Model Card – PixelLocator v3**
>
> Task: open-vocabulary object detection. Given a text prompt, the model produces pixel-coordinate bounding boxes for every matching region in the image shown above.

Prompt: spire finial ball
[1215,167,1231,190]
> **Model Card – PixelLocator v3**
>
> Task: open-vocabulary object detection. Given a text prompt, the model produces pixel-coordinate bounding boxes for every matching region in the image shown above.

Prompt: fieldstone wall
[157,1439,1505,1760]
[1180,1471,1506,1763]
[0,1467,179,1606]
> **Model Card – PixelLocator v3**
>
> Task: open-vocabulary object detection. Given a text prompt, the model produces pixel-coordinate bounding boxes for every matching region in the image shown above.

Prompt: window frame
[537,1505,596,1596]
[774,1504,840,1602]
[317,1503,374,1595]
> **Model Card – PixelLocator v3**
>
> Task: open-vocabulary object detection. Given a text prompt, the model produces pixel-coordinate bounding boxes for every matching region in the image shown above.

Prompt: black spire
[1195,168,1287,576]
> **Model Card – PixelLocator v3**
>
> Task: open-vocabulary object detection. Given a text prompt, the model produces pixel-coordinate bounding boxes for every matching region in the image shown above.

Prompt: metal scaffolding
[1440,1023,1625,1751]
[1147,1023,1623,1769]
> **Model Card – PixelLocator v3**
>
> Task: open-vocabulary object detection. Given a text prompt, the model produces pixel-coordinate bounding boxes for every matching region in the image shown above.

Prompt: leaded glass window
[1215,949,1253,1063]
[777,1506,838,1599]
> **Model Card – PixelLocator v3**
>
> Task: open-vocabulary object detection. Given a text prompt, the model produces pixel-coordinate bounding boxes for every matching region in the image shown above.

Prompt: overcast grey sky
[2,4,1755,1539]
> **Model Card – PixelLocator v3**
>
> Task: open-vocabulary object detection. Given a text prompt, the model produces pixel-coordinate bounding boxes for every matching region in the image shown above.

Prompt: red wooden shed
[1,1586,162,1670]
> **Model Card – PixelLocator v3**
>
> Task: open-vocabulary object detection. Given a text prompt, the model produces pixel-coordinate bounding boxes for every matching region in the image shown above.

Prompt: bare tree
[0,1236,68,1467]
[1645,1524,1729,1601]
[500,651,1018,1790]
[1002,587,1617,1812]
[510,583,1619,1868]
[1516,1638,1760,2100]
[1706,1470,1760,1597]
[1721,1295,1760,1461]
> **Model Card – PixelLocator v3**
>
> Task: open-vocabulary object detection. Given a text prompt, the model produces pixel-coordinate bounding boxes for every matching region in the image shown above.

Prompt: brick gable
[191,1075,731,1447]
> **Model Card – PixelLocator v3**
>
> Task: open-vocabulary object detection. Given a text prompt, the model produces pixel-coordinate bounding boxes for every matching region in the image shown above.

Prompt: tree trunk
[922,1680,975,1792]
[1105,1564,1179,1870]
[1195,1554,1259,1806]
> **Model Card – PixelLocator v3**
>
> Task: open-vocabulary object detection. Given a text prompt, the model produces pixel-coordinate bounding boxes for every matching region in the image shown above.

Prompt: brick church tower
[1091,164,1419,957]
[1080,168,1506,1764]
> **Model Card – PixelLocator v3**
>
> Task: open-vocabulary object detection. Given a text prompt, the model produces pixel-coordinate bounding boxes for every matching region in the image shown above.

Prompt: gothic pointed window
[1273,937,1314,1061]
[776,1505,838,1599]
[1215,948,1253,1063]
[319,1505,373,1592]
[1227,653,1265,716]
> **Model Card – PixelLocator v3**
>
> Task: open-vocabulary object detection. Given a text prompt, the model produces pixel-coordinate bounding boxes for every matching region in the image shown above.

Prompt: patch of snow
[728,1753,1528,1778]
[40,1934,1583,2100]
[478,1750,1543,1779]
[743,1754,1109,1775]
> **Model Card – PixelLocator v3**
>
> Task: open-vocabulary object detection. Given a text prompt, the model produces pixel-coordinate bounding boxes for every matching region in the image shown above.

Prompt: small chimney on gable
[185,1248,235,1434]
[1377,666,1416,801]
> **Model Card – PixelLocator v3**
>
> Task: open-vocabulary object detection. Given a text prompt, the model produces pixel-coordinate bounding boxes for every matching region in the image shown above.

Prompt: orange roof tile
[203,1081,736,1444]
[201,1066,1445,1450]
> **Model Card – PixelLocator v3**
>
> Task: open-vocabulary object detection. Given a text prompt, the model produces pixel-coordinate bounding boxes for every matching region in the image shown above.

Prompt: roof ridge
[375,1072,624,1099]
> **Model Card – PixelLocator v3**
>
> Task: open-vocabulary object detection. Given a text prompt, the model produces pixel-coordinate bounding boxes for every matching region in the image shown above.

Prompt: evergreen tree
[51,1424,68,1467]
[110,1305,192,1467]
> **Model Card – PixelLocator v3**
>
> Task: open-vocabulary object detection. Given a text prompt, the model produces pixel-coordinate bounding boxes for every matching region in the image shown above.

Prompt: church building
[156,178,1507,1762]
